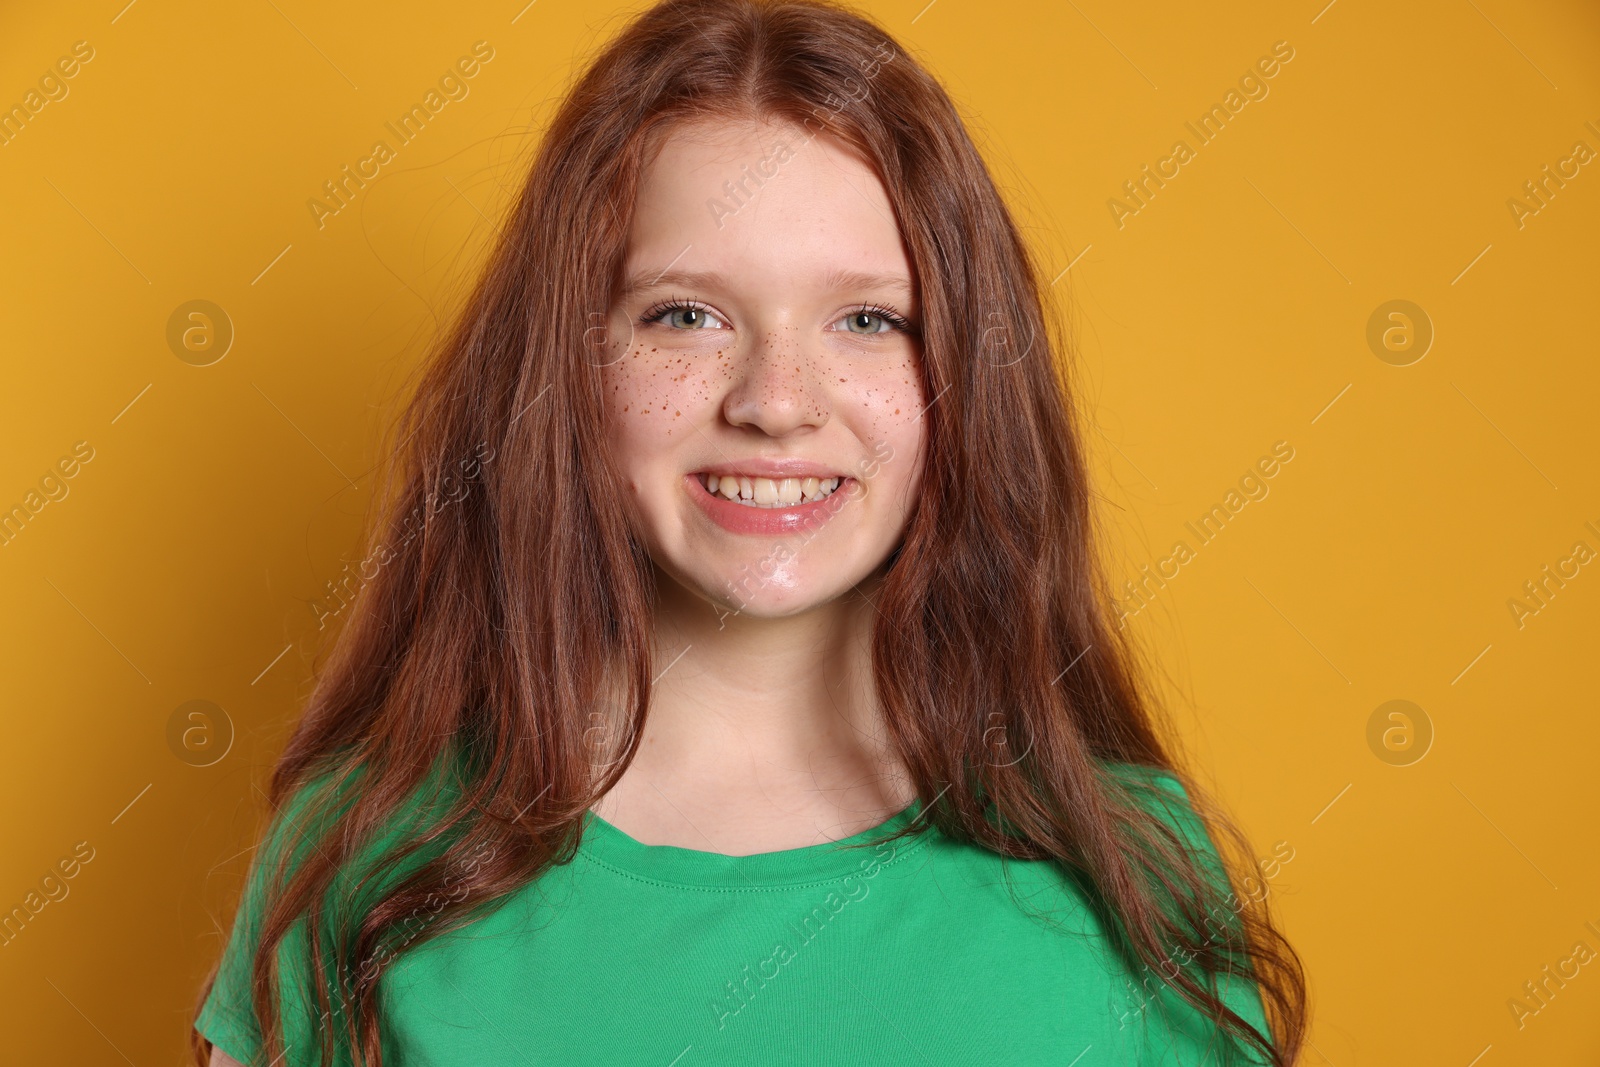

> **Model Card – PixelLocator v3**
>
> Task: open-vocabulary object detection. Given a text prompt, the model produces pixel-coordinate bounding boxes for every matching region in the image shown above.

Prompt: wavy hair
[191,0,1307,1063]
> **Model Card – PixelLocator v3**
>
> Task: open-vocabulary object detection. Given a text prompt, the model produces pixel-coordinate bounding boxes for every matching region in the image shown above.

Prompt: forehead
[623,117,913,295]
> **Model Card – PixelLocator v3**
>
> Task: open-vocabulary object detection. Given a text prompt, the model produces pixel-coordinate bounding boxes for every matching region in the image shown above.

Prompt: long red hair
[192,0,1306,1063]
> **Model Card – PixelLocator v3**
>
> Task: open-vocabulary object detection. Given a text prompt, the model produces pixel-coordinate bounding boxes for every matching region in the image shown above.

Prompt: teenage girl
[194,1,1306,1063]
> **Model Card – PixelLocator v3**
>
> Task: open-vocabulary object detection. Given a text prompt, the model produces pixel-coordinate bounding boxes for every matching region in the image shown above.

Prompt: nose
[720,327,828,437]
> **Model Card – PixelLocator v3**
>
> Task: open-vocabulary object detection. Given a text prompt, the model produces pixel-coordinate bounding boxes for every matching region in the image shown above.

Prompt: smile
[695,472,845,508]
[686,470,853,535]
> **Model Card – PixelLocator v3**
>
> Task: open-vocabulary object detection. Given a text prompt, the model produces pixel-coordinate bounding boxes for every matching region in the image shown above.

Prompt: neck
[588,564,916,853]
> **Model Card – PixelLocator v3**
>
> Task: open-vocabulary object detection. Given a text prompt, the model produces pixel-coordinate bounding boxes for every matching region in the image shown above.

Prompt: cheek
[831,350,927,485]
[602,335,734,431]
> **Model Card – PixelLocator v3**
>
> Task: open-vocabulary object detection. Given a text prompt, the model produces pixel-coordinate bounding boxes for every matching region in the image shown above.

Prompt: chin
[684,562,867,619]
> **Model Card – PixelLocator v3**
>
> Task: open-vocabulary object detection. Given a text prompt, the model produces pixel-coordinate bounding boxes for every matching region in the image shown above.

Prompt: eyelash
[638,297,914,335]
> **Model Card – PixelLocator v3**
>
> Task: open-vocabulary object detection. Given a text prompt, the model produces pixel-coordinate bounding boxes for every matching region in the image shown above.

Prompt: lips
[696,472,844,508]
[686,471,852,535]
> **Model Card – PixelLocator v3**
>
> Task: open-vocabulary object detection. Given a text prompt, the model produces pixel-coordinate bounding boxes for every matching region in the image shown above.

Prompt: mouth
[693,472,847,509]
[686,467,854,536]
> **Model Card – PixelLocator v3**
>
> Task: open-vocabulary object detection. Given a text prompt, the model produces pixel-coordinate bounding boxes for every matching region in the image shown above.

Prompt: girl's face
[601,117,927,618]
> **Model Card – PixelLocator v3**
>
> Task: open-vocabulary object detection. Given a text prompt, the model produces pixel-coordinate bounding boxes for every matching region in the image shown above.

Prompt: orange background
[2,1,1597,1063]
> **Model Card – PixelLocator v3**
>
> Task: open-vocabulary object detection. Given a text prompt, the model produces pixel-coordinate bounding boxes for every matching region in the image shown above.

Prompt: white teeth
[700,473,845,508]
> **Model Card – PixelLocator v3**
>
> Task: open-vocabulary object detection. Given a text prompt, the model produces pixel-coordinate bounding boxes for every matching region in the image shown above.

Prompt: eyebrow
[618,266,915,301]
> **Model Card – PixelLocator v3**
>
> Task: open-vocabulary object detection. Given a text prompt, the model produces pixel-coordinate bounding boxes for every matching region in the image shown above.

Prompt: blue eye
[637,300,915,335]
[835,304,913,335]
[640,300,727,330]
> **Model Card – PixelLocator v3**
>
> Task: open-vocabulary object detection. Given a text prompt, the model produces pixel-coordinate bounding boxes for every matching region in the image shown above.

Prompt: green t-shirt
[198,762,1272,1065]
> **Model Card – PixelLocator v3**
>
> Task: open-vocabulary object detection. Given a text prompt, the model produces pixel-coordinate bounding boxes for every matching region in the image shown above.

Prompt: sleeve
[195,773,348,1067]
[1106,764,1276,1066]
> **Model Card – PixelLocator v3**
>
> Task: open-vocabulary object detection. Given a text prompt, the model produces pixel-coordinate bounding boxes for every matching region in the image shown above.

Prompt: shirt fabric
[197,761,1273,1066]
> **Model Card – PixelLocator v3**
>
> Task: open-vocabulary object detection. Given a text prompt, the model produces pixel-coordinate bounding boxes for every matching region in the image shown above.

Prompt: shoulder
[261,755,464,876]
[223,755,461,957]
[1093,758,1235,882]
[259,764,357,865]
[1095,757,1187,793]
[196,758,461,1062]
[1095,760,1276,1063]
[1095,759,1203,831]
